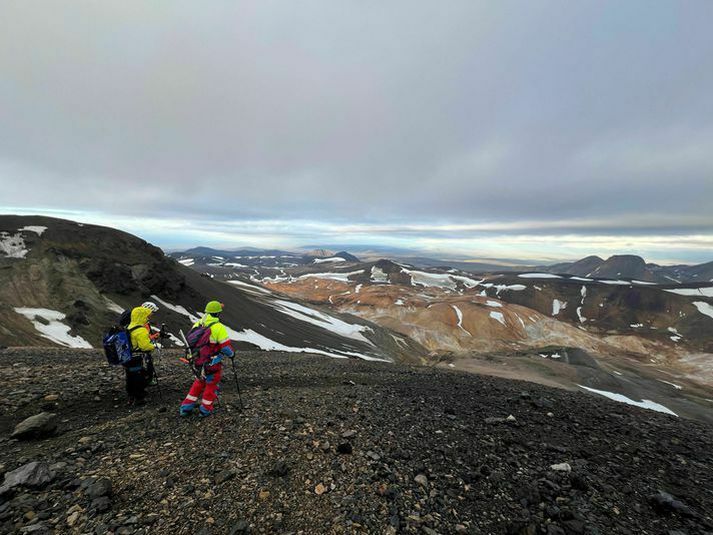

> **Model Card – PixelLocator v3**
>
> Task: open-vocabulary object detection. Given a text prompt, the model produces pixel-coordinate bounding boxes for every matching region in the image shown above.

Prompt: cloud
[0,1,711,261]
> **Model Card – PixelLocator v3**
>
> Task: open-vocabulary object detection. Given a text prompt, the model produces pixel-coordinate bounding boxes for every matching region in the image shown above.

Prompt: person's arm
[209,324,234,365]
[133,327,156,352]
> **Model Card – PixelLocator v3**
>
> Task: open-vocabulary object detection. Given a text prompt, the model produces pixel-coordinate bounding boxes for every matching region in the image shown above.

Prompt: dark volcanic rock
[10,412,58,440]
[0,462,54,495]
[0,348,712,534]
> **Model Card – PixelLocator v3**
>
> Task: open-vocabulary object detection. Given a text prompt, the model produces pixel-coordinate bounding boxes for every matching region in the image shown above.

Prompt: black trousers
[125,355,147,401]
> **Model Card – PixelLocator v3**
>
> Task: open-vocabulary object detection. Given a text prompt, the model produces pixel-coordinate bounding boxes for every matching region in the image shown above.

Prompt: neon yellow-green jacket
[128,306,155,353]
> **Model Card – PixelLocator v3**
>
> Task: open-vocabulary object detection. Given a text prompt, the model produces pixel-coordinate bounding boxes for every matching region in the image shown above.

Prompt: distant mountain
[540,254,713,284]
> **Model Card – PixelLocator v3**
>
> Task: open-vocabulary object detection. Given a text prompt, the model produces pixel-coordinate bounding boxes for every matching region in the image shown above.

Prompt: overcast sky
[1,1,712,263]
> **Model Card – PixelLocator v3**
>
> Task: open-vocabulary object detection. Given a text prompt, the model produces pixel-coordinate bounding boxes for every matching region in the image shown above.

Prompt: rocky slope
[1,347,713,535]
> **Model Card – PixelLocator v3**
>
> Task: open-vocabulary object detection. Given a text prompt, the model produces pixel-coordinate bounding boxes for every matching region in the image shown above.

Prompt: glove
[209,355,223,366]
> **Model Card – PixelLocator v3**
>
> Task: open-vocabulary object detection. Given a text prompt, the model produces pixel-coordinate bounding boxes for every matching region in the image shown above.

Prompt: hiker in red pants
[179,301,234,418]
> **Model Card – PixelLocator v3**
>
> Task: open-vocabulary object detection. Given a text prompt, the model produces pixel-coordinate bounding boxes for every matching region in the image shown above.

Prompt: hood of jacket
[129,306,152,328]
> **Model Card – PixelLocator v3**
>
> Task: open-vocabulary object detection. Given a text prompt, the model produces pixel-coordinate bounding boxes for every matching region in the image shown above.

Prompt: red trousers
[180,368,222,415]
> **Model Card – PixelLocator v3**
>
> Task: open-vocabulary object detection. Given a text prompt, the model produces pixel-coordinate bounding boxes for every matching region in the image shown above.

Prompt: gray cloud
[1,1,712,257]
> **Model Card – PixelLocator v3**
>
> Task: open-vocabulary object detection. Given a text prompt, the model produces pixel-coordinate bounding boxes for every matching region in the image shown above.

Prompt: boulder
[11,413,58,440]
[0,462,55,496]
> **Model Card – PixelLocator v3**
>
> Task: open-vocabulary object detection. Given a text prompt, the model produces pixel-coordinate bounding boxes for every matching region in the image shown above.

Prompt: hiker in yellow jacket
[125,305,157,405]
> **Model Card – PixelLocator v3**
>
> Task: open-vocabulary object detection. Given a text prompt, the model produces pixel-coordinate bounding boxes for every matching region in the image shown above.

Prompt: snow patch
[485,300,502,308]
[576,307,586,323]
[371,266,389,283]
[177,258,195,266]
[313,257,346,264]
[150,295,200,323]
[271,299,373,344]
[578,385,677,416]
[227,327,387,362]
[489,311,506,326]
[299,270,363,283]
[227,280,272,294]
[14,307,92,348]
[658,380,683,390]
[105,299,124,314]
[0,232,28,258]
[552,299,567,316]
[692,301,713,319]
[451,305,471,336]
[664,286,713,297]
[518,273,562,279]
[19,225,47,235]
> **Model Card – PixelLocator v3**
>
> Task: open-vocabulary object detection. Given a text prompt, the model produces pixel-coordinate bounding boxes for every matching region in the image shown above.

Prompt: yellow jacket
[128,306,155,353]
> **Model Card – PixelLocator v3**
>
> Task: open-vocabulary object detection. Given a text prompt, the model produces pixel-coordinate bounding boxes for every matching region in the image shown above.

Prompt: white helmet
[141,301,159,313]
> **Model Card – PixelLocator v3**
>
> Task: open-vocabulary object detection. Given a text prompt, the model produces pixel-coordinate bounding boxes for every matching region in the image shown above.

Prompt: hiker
[179,300,235,418]
[125,304,158,405]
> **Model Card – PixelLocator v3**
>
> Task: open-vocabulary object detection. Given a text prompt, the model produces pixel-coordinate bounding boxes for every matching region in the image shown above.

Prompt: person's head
[205,300,224,316]
[141,301,159,318]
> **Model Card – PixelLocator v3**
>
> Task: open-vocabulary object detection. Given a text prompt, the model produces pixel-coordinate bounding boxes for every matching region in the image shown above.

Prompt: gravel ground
[1,347,712,534]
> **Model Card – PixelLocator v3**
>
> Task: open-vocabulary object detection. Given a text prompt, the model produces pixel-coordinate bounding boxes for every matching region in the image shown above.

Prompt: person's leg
[180,378,205,416]
[125,357,145,403]
[145,355,157,386]
[198,369,222,417]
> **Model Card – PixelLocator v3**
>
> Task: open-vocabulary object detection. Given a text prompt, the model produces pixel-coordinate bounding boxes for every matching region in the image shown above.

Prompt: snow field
[14,307,92,348]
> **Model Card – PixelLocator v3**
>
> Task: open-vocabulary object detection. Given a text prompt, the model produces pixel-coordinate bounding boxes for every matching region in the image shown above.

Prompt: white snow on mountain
[552,299,567,316]
[224,327,386,362]
[19,225,47,235]
[150,295,200,323]
[658,380,683,390]
[313,257,346,264]
[0,231,29,258]
[371,266,389,283]
[177,258,195,266]
[666,287,713,297]
[14,307,92,348]
[298,270,363,283]
[578,385,677,416]
[105,298,124,314]
[450,305,471,335]
[693,301,713,319]
[518,273,562,279]
[600,280,632,286]
[485,300,502,307]
[271,299,373,344]
[489,311,506,326]
[401,268,480,290]
[227,280,272,294]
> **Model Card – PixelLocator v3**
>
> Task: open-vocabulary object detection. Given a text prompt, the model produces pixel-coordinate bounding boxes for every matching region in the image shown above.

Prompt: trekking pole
[153,344,163,400]
[230,356,244,412]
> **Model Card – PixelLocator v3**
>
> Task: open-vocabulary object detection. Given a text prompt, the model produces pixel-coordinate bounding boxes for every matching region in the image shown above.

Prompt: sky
[1,1,712,264]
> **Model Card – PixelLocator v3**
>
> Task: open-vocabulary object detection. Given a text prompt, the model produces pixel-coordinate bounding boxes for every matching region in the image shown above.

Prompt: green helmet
[205,300,224,314]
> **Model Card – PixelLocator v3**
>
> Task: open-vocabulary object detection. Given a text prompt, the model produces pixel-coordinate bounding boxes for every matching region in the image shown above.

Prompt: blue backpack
[102,325,142,366]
